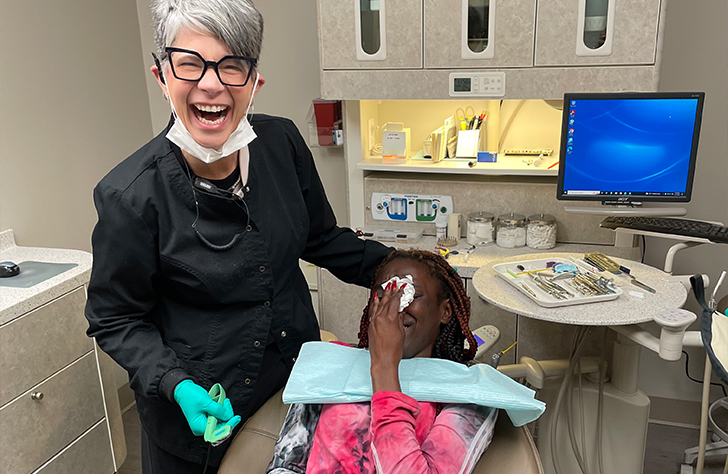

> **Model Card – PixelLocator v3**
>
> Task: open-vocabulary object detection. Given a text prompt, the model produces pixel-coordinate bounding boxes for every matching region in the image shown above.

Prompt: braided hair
[357,249,477,363]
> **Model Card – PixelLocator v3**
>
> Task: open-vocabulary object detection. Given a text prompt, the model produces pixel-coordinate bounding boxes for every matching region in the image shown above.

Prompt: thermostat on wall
[449,72,506,97]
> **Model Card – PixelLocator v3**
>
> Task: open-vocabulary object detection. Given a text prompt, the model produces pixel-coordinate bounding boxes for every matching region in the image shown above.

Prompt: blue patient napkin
[283,342,545,427]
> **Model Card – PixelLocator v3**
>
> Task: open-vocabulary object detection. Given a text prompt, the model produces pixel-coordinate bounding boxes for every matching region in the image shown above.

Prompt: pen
[548,161,559,169]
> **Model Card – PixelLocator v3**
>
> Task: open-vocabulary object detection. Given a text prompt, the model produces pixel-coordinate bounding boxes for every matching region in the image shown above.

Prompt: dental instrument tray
[492,257,623,308]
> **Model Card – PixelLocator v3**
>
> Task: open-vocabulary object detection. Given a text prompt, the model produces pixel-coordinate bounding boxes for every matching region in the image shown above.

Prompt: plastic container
[436,222,447,241]
[527,213,557,249]
[496,213,527,248]
[466,211,495,245]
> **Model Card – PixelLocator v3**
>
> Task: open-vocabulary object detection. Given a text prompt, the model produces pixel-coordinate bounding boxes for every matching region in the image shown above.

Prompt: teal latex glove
[173,380,241,436]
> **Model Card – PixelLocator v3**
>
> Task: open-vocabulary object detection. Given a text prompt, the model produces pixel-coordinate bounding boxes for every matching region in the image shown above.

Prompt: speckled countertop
[471,252,687,326]
[390,236,642,279]
[0,230,92,326]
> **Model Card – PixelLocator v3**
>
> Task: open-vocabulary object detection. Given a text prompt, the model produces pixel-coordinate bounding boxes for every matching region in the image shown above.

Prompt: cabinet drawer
[0,287,92,406]
[0,352,105,474]
[34,420,114,474]
[318,0,422,69]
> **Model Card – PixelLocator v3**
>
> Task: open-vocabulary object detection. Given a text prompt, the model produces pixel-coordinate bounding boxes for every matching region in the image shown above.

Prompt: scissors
[455,106,475,130]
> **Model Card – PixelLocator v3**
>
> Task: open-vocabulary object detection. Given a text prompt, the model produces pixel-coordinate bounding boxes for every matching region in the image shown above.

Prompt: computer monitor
[556,92,705,207]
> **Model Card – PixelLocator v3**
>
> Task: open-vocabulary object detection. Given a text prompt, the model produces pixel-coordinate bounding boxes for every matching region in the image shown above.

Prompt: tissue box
[477,151,498,162]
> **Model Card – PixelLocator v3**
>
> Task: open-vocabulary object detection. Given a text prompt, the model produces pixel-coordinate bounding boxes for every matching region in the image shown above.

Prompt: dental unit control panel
[371,193,454,223]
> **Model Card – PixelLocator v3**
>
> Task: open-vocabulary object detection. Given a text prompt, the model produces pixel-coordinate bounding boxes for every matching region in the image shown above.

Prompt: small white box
[382,126,411,164]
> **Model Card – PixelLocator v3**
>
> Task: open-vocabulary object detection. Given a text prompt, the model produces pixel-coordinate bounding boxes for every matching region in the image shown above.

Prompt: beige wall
[636,1,728,404]
[0,0,154,251]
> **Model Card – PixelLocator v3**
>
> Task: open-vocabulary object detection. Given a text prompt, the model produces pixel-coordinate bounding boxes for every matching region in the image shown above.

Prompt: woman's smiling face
[373,259,452,359]
[153,28,264,150]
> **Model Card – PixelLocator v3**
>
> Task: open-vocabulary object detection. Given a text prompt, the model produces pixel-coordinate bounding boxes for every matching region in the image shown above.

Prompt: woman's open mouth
[192,104,229,126]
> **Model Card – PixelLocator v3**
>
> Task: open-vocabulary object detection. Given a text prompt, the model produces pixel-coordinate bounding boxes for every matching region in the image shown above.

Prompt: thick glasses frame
[163,47,257,87]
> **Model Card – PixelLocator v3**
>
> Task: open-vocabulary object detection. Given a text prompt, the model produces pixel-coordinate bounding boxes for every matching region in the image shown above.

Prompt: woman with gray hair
[84,1,391,472]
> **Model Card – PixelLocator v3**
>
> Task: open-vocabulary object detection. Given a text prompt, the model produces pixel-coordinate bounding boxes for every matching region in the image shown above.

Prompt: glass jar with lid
[496,213,527,248]
[466,211,495,245]
[527,213,557,249]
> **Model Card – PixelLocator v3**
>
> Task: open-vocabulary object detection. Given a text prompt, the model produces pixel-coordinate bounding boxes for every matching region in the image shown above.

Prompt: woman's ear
[439,298,453,325]
[252,73,266,96]
[151,64,168,99]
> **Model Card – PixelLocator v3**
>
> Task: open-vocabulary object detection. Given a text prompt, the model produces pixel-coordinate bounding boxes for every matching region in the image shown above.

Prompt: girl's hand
[368,282,406,392]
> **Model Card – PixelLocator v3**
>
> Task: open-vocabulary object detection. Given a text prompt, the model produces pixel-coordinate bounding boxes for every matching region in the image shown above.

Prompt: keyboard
[600,216,728,243]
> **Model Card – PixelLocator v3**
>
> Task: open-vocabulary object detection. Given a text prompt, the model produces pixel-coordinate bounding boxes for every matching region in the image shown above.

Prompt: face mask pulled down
[166,73,259,164]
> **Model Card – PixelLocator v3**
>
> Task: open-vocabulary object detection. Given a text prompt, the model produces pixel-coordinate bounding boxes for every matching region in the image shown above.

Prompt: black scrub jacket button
[259,266,265,272]
[280,331,287,337]
[245,378,251,385]
[264,301,270,307]
[246,225,252,232]
[254,340,260,347]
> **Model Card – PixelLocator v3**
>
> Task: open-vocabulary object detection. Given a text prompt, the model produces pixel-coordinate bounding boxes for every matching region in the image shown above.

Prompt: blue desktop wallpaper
[562,98,699,195]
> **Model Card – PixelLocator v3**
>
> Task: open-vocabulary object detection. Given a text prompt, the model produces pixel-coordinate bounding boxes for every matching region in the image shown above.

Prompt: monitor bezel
[556,91,705,204]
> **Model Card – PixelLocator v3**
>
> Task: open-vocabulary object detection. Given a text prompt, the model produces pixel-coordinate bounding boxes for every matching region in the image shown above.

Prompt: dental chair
[682,292,728,474]
[219,332,544,474]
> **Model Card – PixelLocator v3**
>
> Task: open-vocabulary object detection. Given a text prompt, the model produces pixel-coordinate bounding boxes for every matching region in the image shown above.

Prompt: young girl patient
[266,249,498,474]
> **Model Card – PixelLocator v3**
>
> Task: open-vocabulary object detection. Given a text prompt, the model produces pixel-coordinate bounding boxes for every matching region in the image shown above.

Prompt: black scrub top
[85,114,392,464]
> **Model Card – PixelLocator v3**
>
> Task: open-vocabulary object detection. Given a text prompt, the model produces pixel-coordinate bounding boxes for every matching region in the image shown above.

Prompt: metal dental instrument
[536,273,575,297]
[521,283,538,298]
[517,265,570,299]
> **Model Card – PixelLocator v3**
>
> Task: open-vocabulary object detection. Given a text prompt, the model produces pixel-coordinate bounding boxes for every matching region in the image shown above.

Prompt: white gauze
[381,274,415,312]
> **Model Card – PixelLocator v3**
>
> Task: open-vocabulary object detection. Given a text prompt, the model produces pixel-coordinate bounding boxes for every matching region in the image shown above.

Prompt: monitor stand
[564,204,687,217]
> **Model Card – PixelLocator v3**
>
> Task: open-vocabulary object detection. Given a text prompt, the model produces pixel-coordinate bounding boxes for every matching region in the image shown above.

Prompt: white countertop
[471,252,687,326]
[357,155,560,176]
[0,230,92,325]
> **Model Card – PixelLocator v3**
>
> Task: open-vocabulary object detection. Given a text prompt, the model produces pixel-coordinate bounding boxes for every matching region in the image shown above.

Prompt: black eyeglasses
[159,47,257,87]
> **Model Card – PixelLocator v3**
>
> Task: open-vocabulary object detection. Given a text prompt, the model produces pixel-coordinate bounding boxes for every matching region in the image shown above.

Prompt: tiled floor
[118,405,726,473]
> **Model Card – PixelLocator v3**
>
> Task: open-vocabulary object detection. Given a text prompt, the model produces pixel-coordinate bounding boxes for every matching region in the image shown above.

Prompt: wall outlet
[368,118,377,155]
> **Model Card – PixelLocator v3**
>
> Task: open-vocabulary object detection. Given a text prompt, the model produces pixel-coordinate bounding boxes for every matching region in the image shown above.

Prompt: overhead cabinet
[316,0,667,99]
[318,0,423,69]
[535,0,662,66]
[424,0,536,69]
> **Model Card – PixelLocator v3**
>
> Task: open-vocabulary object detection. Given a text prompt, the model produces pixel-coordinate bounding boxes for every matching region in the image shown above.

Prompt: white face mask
[166,73,259,164]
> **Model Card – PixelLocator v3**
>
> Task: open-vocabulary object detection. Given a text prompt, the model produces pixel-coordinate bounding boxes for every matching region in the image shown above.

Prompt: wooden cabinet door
[424,0,537,69]
[535,0,662,66]
[318,0,423,69]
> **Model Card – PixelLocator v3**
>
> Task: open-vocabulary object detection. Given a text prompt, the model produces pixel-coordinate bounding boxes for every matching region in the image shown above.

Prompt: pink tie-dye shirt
[267,391,497,474]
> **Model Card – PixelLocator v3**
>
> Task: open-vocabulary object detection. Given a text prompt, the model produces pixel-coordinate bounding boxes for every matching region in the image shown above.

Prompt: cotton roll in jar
[496,213,526,248]
[466,211,495,245]
[526,213,557,249]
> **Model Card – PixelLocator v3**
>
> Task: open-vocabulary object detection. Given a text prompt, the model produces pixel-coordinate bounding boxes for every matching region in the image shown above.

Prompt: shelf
[357,153,560,176]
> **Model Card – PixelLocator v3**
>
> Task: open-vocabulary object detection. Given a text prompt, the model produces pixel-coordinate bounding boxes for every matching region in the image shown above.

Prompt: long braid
[357,249,478,363]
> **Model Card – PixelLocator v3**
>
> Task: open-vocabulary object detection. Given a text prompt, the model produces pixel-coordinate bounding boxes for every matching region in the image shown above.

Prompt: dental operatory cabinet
[310,2,704,474]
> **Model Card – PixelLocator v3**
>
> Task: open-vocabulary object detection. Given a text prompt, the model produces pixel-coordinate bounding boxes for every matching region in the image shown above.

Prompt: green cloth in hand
[173,380,241,436]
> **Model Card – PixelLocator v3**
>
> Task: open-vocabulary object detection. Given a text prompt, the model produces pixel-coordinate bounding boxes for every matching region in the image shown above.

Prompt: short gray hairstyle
[152,0,264,63]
